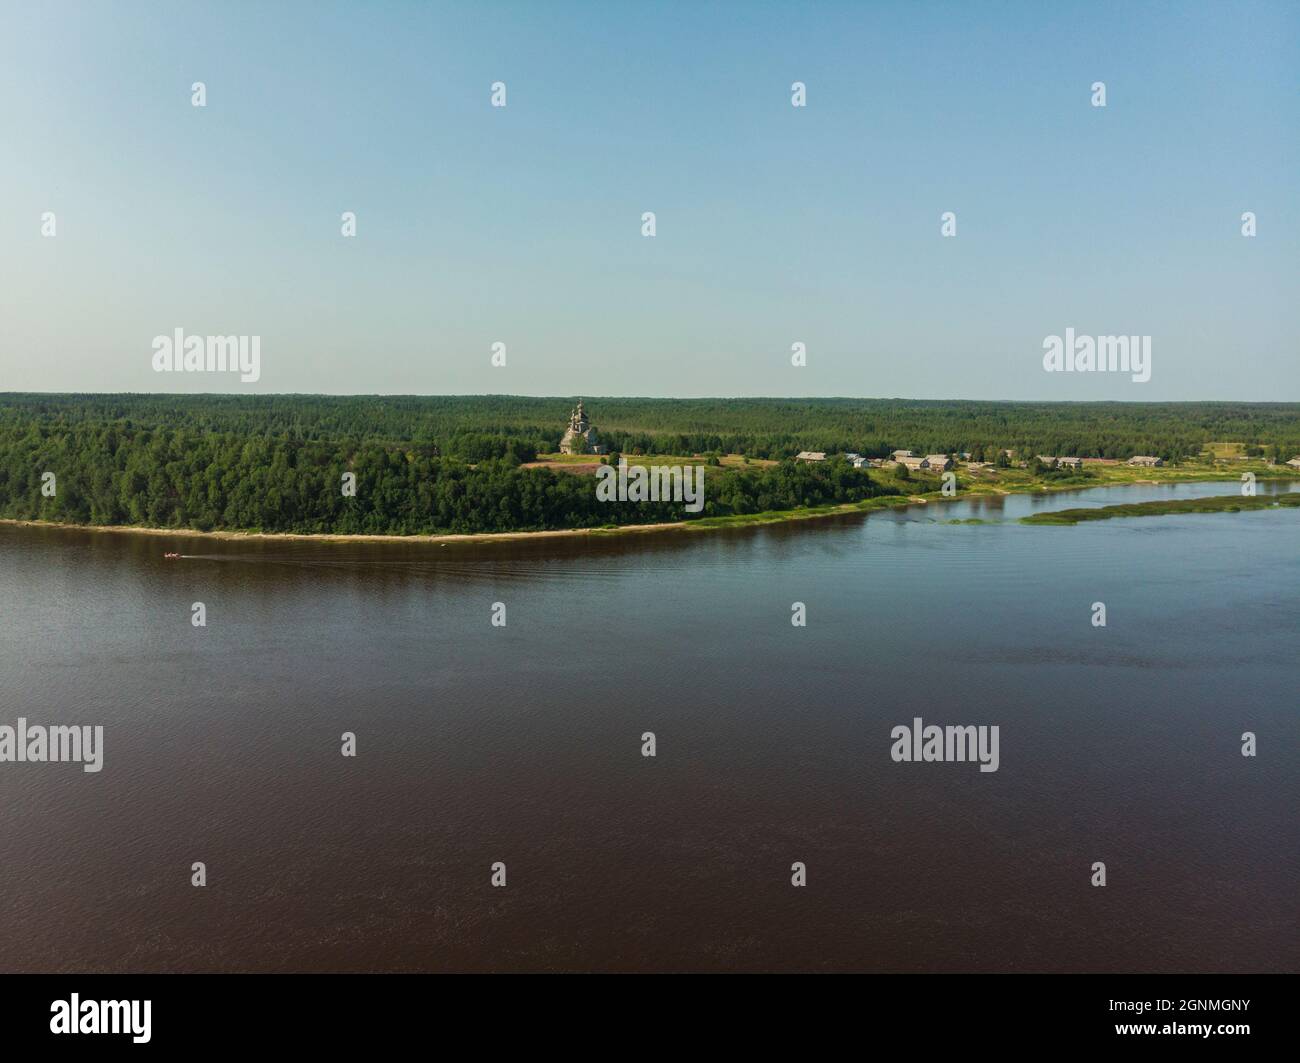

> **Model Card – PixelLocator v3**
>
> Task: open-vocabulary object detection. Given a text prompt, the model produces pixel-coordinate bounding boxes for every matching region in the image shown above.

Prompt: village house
[1128,455,1164,467]
[1287,457,1300,469]
[898,455,929,472]
[891,450,915,460]
[925,454,954,471]
[850,456,871,469]
[795,451,826,462]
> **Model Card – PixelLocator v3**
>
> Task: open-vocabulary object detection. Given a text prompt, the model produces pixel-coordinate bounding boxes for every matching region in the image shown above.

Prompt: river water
[1,480,1296,971]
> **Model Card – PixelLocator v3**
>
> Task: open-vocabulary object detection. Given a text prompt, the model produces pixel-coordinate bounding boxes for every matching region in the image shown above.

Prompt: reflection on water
[0,480,1296,972]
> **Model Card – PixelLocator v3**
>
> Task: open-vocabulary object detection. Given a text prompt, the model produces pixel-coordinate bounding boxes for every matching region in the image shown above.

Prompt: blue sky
[1,0,1296,399]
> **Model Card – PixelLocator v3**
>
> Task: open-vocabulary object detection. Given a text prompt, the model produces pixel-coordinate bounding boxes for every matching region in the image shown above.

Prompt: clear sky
[1,0,1296,400]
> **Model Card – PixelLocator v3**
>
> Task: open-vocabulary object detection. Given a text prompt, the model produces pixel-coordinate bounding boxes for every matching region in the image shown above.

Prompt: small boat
[163,552,181,560]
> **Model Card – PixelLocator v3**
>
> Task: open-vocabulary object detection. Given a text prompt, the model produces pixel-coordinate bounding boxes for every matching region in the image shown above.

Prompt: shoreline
[0,516,694,545]
[1021,492,1300,525]
[3,474,1292,546]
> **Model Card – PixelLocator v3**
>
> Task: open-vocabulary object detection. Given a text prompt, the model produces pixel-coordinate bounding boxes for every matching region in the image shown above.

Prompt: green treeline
[2,394,1297,535]
[5,394,1299,462]
[0,413,895,534]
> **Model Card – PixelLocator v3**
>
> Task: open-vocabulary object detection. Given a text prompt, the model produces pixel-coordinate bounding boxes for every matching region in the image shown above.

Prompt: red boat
[163,552,180,560]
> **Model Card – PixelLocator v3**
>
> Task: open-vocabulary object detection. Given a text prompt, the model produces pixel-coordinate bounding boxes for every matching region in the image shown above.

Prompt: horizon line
[4,391,1300,407]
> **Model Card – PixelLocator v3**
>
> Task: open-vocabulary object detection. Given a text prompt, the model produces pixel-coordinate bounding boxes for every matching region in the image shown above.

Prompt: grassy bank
[1021,492,1300,525]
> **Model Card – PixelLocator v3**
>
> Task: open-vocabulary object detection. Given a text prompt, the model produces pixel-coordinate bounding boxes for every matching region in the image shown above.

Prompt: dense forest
[0,396,896,533]
[5,394,1299,460]
[1,395,1296,535]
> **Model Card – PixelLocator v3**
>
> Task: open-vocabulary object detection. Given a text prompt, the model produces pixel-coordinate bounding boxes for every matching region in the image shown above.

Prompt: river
[1,480,1296,971]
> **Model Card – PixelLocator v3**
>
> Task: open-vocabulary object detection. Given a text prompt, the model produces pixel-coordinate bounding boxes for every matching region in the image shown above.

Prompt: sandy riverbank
[0,517,699,546]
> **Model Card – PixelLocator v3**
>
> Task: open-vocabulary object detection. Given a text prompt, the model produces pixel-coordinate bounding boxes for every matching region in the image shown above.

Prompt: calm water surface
[1,481,1296,971]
